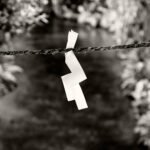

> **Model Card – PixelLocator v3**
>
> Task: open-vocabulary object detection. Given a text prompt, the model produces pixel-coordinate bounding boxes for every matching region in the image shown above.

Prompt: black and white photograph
[0,0,150,150]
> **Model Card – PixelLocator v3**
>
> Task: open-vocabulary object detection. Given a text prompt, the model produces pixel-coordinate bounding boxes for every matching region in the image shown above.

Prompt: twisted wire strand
[0,42,150,55]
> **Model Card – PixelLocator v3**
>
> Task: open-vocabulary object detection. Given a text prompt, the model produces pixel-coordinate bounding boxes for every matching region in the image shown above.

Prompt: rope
[0,42,150,55]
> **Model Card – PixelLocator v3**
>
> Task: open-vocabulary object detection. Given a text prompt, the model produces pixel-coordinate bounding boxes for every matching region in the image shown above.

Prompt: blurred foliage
[0,0,48,34]
[0,0,48,96]
[112,0,150,148]
[50,0,146,43]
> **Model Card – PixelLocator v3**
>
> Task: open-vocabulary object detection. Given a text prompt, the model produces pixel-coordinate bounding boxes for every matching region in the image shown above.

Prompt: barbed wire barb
[0,42,150,55]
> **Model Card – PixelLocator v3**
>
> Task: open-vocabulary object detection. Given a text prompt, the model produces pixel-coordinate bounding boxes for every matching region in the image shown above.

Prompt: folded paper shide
[61,30,88,110]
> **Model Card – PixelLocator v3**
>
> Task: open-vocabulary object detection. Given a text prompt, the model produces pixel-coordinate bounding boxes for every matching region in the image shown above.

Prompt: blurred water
[13,19,115,50]
[0,19,138,150]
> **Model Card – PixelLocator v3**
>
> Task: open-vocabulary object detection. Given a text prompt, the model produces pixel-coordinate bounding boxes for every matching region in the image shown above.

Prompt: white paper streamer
[61,30,88,110]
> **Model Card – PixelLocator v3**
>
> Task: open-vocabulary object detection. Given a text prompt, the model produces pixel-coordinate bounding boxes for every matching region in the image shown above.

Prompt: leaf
[2,72,17,83]
[4,64,23,73]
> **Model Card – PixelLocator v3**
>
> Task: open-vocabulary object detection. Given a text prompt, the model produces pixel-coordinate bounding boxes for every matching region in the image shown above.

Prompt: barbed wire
[1,42,150,55]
